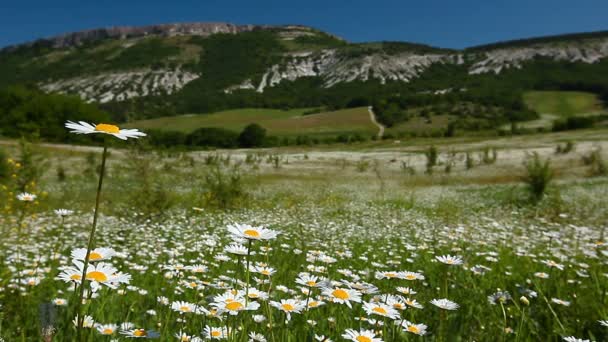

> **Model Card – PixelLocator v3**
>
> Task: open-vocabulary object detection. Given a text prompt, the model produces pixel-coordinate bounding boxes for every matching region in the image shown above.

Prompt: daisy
[246,288,269,301]
[435,255,463,265]
[171,301,207,315]
[203,326,227,340]
[71,247,116,262]
[185,264,208,273]
[120,328,160,338]
[341,328,383,342]
[251,265,276,277]
[563,337,591,342]
[402,271,425,281]
[362,302,400,319]
[54,209,74,216]
[95,323,118,335]
[322,287,362,309]
[396,287,417,295]
[551,298,571,306]
[270,299,305,321]
[488,291,512,305]
[211,292,260,316]
[225,244,249,256]
[295,273,325,288]
[16,192,36,202]
[598,320,608,327]
[175,331,203,341]
[52,298,68,306]
[73,315,95,328]
[248,332,267,342]
[227,223,279,241]
[402,322,428,336]
[430,298,459,310]
[65,121,146,140]
[375,271,406,280]
[403,297,424,309]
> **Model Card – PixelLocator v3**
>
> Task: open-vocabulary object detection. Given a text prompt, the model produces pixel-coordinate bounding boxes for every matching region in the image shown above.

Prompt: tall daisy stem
[75,142,108,341]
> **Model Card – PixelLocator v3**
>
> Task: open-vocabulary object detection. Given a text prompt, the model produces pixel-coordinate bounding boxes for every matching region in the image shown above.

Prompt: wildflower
[270,299,306,321]
[71,247,116,262]
[436,255,463,265]
[16,192,36,202]
[171,301,208,315]
[520,296,530,306]
[54,209,74,216]
[403,297,424,309]
[375,271,405,280]
[95,323,118,335]
[551,298,571,306]
[563,337,591,342]
[176,331,203,341]
[227,223,279,241]
[322,287,362,308]
[488,291,512,305]
[295,273,325,288]
[211,292,260,315]
[362,302,400,319]
[598,320,608,327]
[120,328,160,338]
[65,121,146,140]
[248,332,267,342]
[402,271,425,281]
[73,315,95,328]
[402,322,428,335]
[52,298,68,306]
[225,243,249,256]
[203,326,227,340]
[341,328,383,342]
[430,298,459,310]
[396,287,417,295]
[542,259,565,270]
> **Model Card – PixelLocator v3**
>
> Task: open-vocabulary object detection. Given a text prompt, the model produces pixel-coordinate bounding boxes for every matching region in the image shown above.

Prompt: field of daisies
[0,122,607,341]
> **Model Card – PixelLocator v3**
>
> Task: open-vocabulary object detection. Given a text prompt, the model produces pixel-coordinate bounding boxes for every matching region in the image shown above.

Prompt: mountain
[1,22,608,132]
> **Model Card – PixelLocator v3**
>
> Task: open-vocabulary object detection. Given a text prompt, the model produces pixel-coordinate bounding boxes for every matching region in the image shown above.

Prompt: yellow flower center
[244,229,260,238]
[394,303,404,309]
[180,306,191,312]
[306,280,316,286]
[89,252,103,261]
[372,306,388,315]
[190,282,198,287]
[405,274,416,280]
[356,336,372,342]
[70,274,82,281]
[282,303,295,311]
[332,289,350,300]
[249,293,259,298]
[261,270,271,276]
[211,331,221,337]
[133,329,147,337]
[226,301,243,311]
[86,271,108,282]
[95,123,120,134]
[385,272,397,278]
[309,301,319,307]
[102,328,114,334]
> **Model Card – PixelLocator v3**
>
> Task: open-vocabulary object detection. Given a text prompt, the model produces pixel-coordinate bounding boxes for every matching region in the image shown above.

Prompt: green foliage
[238,123,267,148]
[582,148,608,177]
[522,152,554,202]
[0,86,109,141]
[187,127,238,148]
[201,164,246,210]
[16,138,47,192]
[555,141,575,154]
[552,116,595,131]
[0,148,9,180]
[425,146,438,174]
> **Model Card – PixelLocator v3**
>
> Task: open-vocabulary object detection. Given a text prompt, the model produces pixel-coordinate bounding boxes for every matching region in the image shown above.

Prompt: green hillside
[127,107,376,137]
[523,91,603,116]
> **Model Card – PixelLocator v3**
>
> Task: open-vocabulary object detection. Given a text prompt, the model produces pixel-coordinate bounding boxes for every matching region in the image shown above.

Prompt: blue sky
[1,0,606,49]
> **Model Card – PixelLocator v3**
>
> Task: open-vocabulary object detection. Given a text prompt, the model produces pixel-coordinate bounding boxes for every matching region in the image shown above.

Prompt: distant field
[523,90,603,116]
[126,107,377,137]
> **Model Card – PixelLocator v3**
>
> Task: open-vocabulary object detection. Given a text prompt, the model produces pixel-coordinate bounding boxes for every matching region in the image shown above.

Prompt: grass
[126,107,378,137]
[0,131,607,341]
[523,90,603,116]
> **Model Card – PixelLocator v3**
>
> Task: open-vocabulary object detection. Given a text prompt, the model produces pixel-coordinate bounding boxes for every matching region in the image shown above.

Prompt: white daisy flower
[341,328,383,342]
[430,298,459,310]
[65,121,146,140]
[16,192,37,202]
[435,255,463,265]
[227,223,279,241]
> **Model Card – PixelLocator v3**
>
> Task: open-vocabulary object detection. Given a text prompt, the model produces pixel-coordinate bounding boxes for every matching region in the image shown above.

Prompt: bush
[582,148,607,176]
[202,165,245,210]
[522,152,553,202]
[238,123,267,148]
[424,146,438,174]
[0,148,9,181]
[552,116,594,131]
[555,141,575,154]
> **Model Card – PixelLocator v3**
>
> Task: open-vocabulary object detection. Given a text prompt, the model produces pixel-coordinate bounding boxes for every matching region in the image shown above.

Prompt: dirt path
[368,106,385,139]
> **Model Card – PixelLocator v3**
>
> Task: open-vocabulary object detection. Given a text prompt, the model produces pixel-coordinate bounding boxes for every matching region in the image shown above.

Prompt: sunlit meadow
[0,122,607,342]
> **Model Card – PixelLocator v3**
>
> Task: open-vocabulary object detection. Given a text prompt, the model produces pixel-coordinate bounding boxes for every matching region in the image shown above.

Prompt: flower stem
[245,239,252,305]
[75,142,108,341]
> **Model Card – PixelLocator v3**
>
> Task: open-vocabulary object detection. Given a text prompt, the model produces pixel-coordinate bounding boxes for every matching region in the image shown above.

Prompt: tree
[238,123,266,148]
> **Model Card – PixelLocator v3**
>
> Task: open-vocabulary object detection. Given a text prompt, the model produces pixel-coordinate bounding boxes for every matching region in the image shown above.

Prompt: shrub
[424,146,438,174]
[481,147,498,165]
[238,123,266,148]
[0,148,9,181]
[582,148,607,176]
[555,141,575,154]
[522,152,553,202]
[202,165,245,210]
[465,152,474,170]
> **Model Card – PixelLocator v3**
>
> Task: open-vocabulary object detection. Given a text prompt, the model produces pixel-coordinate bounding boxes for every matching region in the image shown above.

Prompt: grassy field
[126,107,378,137]
[0,129,607,341]
[523,90,603,116]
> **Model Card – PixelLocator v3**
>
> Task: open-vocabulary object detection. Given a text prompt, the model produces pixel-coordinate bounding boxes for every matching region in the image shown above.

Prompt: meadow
[0,125,607,342]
